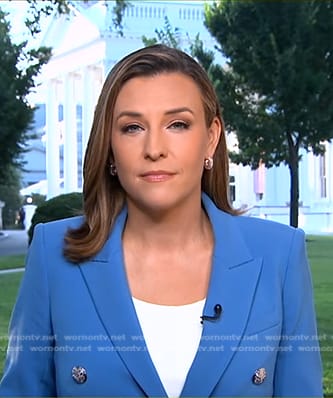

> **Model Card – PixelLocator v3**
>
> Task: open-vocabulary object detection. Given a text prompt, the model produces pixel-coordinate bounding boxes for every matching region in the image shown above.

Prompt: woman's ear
[207,117,222,155]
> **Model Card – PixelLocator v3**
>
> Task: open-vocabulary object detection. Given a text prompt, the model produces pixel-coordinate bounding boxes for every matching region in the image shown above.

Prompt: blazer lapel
[78,209,167,397]
[181,196,263,397]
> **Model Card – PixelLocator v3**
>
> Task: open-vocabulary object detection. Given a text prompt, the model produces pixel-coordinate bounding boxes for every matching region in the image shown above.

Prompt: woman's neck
[123,196,212,252]
[122,195,214,304]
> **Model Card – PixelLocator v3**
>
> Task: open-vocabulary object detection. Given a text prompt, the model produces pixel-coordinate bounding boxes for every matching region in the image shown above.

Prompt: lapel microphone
[200,304,223,324]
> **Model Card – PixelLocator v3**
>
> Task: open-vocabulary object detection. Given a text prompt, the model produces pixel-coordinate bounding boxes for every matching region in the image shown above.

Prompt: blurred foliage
[203,0,333,227]
[28,192,83,244]
[0,167,22,228]
[25,0,71,35]
[0,9,51,185]
[142,16,181,48]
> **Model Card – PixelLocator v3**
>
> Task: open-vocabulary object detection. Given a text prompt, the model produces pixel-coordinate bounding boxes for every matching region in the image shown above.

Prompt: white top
[132,297,205,398]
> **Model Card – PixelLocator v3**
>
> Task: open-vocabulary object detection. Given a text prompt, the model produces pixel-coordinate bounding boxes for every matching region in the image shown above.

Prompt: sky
[1,1,29,41]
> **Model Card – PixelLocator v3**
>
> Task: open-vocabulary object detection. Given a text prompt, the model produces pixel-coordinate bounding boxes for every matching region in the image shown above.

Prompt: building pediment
[40,4,101,57]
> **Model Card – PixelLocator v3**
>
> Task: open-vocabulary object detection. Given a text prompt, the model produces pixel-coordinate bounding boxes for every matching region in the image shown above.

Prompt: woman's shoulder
[235,212,300,236]
[37,215,84,229]
[230,212,305,258]
[204,194,302,241]
[32,216,85,244]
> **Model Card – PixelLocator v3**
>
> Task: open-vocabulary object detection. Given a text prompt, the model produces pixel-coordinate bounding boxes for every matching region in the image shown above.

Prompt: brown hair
[64,44,240,263]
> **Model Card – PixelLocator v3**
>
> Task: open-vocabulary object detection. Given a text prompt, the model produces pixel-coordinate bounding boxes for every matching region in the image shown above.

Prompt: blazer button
[72,366,87,384]
[252,367,267,385]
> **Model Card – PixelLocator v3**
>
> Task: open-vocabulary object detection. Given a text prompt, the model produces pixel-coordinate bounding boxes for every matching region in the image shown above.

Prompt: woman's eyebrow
[164,107,194,115]
[115,111,142,120]
[115,107,194,121]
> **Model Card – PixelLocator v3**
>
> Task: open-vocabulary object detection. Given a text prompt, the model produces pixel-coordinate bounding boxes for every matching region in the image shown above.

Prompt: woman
[0,45,323,397]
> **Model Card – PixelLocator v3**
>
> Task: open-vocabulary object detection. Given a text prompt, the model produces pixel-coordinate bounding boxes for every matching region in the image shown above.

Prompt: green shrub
[28,192,83,244]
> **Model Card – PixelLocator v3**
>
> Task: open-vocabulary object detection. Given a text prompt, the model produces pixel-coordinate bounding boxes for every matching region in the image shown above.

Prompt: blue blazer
[0,195,323,397]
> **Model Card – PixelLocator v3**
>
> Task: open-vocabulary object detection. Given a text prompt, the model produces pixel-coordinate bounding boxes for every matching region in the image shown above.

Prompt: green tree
[204,0,333,227]
[0,8,51,185]
[142,16,182,48]
[0,167,22,228]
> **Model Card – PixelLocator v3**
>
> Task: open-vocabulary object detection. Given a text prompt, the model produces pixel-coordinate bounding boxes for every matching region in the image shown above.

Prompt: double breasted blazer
[0,194,323,396]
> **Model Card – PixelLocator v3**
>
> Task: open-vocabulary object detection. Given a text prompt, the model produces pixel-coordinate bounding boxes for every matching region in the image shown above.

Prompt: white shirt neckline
[132,296,206,398]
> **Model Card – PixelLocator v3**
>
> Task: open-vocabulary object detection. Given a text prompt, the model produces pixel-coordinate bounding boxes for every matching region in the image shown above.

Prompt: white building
[25,0,333,233]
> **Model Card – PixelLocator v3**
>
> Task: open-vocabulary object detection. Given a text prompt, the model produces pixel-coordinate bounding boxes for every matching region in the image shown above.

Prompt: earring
[204,157,214,170]
[109,163,117,176]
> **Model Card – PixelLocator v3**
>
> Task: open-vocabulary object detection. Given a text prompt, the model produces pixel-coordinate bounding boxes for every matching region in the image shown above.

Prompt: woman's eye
[169,121,190,130]
[120,124,143,134]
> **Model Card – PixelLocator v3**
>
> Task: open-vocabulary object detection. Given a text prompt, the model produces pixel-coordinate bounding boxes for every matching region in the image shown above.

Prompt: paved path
[0,230,28,257]
[0,267,24,275]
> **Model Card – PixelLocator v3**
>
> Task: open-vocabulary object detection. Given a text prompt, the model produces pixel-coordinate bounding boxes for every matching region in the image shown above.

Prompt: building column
[253,161,266,202]
[81,66,104,184]
[63,73,78,193]
[46,79,60,199]
[82,66,95,163]
[326,142,333,203]
[324,142,333,232]
[103,2,114,75]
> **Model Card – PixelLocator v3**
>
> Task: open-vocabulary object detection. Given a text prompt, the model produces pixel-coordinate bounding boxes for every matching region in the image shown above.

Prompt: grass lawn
[307,235,333,395]
[0,255,25,271]
[0,235,332,394]
[0,273,23,376]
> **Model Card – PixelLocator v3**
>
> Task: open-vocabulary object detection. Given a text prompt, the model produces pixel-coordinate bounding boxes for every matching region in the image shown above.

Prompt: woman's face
[111,72,221,213]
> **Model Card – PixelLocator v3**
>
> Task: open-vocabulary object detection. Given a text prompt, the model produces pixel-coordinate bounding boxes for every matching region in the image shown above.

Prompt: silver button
[72,366,87,384]
[252,367,266,385]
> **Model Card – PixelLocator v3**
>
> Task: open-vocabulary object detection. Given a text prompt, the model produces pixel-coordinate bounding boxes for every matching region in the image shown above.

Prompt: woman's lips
[140,170,175,182]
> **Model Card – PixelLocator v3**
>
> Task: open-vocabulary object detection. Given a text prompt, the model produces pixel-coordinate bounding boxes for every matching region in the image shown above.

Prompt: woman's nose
[143,129,168,160]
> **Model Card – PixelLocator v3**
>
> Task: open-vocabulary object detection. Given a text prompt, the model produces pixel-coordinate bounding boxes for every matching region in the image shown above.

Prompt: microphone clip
[200,304,222,324]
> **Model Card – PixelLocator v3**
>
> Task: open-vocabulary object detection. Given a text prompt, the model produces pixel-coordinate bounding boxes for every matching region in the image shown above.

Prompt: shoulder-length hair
[64,44,240,263]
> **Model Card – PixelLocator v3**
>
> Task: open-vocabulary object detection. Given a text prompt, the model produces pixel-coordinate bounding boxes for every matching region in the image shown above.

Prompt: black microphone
[200,304,223,324]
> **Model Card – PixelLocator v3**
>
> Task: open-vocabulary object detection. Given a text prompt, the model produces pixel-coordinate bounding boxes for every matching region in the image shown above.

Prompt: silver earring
[204,157,214,170]
[109,163,117,176]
